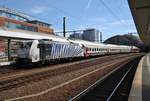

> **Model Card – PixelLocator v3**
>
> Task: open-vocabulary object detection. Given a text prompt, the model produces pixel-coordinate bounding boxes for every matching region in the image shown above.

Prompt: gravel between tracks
[0,54,141,101]
[0,54,134,80]
[0,54,137,92]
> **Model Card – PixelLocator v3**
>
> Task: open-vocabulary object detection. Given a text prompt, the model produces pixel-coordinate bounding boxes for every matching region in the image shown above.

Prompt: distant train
[17,35,139,63]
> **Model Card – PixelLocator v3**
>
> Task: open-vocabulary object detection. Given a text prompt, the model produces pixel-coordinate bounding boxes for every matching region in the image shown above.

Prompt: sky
[0,0,137,40]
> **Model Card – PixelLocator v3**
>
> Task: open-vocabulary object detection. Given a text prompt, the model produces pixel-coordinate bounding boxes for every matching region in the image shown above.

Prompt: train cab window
[20,41,32,49]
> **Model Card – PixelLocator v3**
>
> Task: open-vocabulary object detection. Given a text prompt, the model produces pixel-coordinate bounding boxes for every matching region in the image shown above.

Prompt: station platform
[128,53,150,101]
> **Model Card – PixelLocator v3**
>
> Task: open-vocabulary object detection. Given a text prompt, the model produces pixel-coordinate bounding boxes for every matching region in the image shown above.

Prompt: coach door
[38,43,46,60]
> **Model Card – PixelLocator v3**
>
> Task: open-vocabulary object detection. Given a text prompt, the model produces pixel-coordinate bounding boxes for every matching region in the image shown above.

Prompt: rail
[69,57,140,101]
[106,64,133,101]
[69,65,121,101]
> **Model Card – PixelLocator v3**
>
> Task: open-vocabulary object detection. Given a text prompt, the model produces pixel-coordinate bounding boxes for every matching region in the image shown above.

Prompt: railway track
[0,53,140,78]
[0,54,142,101]
[70,56,141,101]
[0,54,141,92]
[0,53,138,76]
[2,54,142,101]
[0,54,113,76]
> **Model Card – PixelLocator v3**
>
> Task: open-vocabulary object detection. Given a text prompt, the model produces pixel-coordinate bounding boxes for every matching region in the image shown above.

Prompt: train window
[26,42,32,47]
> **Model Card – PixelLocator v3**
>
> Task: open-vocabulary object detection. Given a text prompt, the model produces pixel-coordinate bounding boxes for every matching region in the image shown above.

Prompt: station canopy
[128,0,150,46]
[0,29,68,42]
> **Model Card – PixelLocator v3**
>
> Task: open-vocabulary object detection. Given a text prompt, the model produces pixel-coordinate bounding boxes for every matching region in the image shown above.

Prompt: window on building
[5,22,37,32]
[0,11,27,22]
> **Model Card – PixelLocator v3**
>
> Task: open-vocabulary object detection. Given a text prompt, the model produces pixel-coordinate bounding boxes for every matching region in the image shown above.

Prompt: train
[17,35,139,63]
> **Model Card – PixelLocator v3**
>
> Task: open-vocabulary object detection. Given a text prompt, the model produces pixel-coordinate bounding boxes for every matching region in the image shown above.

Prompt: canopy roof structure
[128,0,150,46]
[0,29,68,42]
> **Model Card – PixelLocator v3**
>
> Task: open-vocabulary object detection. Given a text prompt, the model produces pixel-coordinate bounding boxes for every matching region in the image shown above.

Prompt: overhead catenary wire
[97,0,127,28]
[37,0,81,23]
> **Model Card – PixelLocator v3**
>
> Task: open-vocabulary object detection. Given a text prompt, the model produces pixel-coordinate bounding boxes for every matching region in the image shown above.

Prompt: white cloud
[78,24,107,31]
[30,6,48,14]
[79,17,108,30]
[108,19,133,26]
[85,0,92,10]
[87,17,107,23]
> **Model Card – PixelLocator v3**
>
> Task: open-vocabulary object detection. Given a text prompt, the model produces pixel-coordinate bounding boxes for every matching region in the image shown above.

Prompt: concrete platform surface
[129,54,150,101]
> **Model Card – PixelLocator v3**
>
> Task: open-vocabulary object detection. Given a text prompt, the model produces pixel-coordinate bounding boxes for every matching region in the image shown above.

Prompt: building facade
[0,7,54,34]
[69,33,82,39]
[82,28,101,43]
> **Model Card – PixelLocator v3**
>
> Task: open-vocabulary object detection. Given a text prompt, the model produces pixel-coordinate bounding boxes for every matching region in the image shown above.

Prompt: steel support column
[7,39,11,61]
